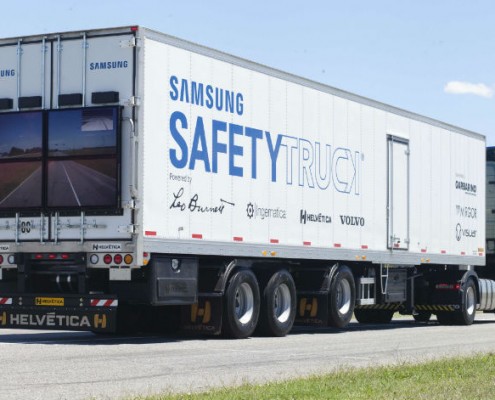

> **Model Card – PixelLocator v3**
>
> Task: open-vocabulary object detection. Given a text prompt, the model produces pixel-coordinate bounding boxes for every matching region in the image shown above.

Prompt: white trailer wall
[139,31,485,266]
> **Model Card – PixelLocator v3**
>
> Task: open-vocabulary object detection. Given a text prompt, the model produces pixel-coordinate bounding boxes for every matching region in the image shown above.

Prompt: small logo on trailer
[300,210,331,224]
[455,180,477,196]
[245,202,286,220]
[339,215,365,226]
[456,223,477,241]
[246,203,255,219]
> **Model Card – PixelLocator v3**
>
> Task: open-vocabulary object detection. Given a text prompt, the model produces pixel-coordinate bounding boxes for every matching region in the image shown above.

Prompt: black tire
[413,312,432,323]
[354,309,394,324]
[222,269,260,339]
[256,270,296,337]
[328,265,356,328]
[452,278,477,325]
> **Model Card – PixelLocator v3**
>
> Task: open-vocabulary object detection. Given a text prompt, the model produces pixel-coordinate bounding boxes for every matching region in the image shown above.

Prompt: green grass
[136,354,495,400]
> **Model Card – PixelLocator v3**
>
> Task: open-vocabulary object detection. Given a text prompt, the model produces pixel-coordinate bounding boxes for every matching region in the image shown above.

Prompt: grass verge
[136,353,495,400]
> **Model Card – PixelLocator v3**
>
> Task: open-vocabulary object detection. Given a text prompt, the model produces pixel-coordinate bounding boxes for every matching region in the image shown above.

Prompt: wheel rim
[336,278,352,315]
[273,283,292,324]
[235,282,254,324]
[466,286,475,316]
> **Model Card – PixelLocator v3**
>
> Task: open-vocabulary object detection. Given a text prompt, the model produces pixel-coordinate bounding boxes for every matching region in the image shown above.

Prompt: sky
[1,0,494,144]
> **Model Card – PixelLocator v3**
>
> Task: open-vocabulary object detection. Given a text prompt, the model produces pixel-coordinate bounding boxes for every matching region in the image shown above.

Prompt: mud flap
[180,294,222,335]
[0,306,117,332]
[294,293,329,326]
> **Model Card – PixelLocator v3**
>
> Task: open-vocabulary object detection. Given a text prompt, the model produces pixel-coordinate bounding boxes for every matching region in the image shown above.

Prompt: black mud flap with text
[0,294,118,332]
[0,305,117,332]
[180,294,222,335]
[294,293,329,326]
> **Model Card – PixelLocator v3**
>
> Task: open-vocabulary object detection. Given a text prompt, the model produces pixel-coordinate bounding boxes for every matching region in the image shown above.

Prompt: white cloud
[444,81,493,98]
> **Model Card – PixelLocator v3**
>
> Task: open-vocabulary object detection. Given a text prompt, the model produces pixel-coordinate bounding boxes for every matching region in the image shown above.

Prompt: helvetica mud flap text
[180,295,222,335]
[0,307,116,332]
[294,294,329,326]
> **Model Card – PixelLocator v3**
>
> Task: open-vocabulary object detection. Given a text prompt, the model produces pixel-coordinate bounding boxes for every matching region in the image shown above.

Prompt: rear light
[436,283,461,290]
[114,254,123,265]
[7,255,15,264]
[0,255,3,264]
[35,254,43,260]
[103,254,112,265]
[61,253,70,260]
[124,254,133,264]
[90,254,99,264]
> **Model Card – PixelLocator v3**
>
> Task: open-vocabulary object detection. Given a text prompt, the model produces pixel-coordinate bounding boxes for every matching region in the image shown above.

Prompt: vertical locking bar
[40,212,44,244]
[16,39,22,111]
[82,33,87,106]
[41,37,46,109]
[54,212,59,244]
[56,35,61,109]
[15,213,19,244]
[80,211,85,244]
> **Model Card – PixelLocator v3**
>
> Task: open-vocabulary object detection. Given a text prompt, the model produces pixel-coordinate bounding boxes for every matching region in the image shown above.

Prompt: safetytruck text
[168,76,362,194]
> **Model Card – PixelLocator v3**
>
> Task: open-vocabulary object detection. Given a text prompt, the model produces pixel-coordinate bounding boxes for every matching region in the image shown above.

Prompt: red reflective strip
[233,237,243,242]
[479,253,484,256]
[461,252,466,255]
[0,298,10,305]
[441,250,446,254]
[90,299,99,306]
[270,239,279,244]
[421,249,427,253]
[361,245,368,249]
[104,299,114,307]
[145,231,157,236]
[303,241,311,246]
[394,244,400,248]
[334,243,342,248]
[192,234,203,239]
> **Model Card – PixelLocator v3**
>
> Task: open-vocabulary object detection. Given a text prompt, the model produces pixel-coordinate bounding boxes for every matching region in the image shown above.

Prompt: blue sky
[1,1,494,144]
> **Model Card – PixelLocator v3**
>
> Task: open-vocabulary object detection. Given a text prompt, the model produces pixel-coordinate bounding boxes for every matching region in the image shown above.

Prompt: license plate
[35,297,65,307]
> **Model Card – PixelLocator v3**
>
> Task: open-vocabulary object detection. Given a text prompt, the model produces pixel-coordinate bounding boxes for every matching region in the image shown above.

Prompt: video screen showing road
[0,112,43,209]
[47,108,118,208]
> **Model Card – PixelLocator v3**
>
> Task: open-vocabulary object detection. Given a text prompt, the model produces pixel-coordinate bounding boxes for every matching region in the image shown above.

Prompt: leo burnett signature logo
[246,202,286,220]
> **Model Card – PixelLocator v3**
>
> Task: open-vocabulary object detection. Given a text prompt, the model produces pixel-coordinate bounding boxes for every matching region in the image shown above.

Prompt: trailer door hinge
[118,224,138,234]
[122,199,137,209]
[126,96,141,107]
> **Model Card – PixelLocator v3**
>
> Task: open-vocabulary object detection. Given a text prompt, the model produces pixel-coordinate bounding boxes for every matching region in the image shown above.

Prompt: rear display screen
[0,112,43,209]
[0,107,120,213]
[47,108,119,208]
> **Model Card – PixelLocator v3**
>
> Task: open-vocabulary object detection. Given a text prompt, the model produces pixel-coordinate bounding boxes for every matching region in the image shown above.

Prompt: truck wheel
[328,265,356,328]
[222,269,260,339]
[452,278,477,325]
[256,269,296,337]
[413,312,432,323]
[354,309,394,324]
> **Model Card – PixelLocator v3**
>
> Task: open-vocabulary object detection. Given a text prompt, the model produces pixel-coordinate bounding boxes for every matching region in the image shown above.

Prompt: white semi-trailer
[0,26,493,338]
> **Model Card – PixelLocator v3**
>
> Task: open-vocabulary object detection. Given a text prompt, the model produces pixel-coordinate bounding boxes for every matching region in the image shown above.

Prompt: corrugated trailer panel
[139,31,485,265]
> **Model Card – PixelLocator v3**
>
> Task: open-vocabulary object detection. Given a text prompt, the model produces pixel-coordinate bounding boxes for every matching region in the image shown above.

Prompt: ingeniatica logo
[246,202,286,220]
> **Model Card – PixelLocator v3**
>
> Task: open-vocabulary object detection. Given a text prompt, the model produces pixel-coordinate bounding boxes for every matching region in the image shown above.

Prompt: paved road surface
[47,160,115,207]
[1,314,495,400]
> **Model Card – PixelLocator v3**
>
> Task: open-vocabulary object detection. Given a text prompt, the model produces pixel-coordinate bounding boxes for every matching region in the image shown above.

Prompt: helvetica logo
[299,298,318,317]
[93,314,107,329]
[191,302,211,324]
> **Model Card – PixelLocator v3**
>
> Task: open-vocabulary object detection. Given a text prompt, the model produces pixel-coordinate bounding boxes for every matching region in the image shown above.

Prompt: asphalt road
[47,160,115,207]
[1,313,495,400]
[0,166,42,208]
